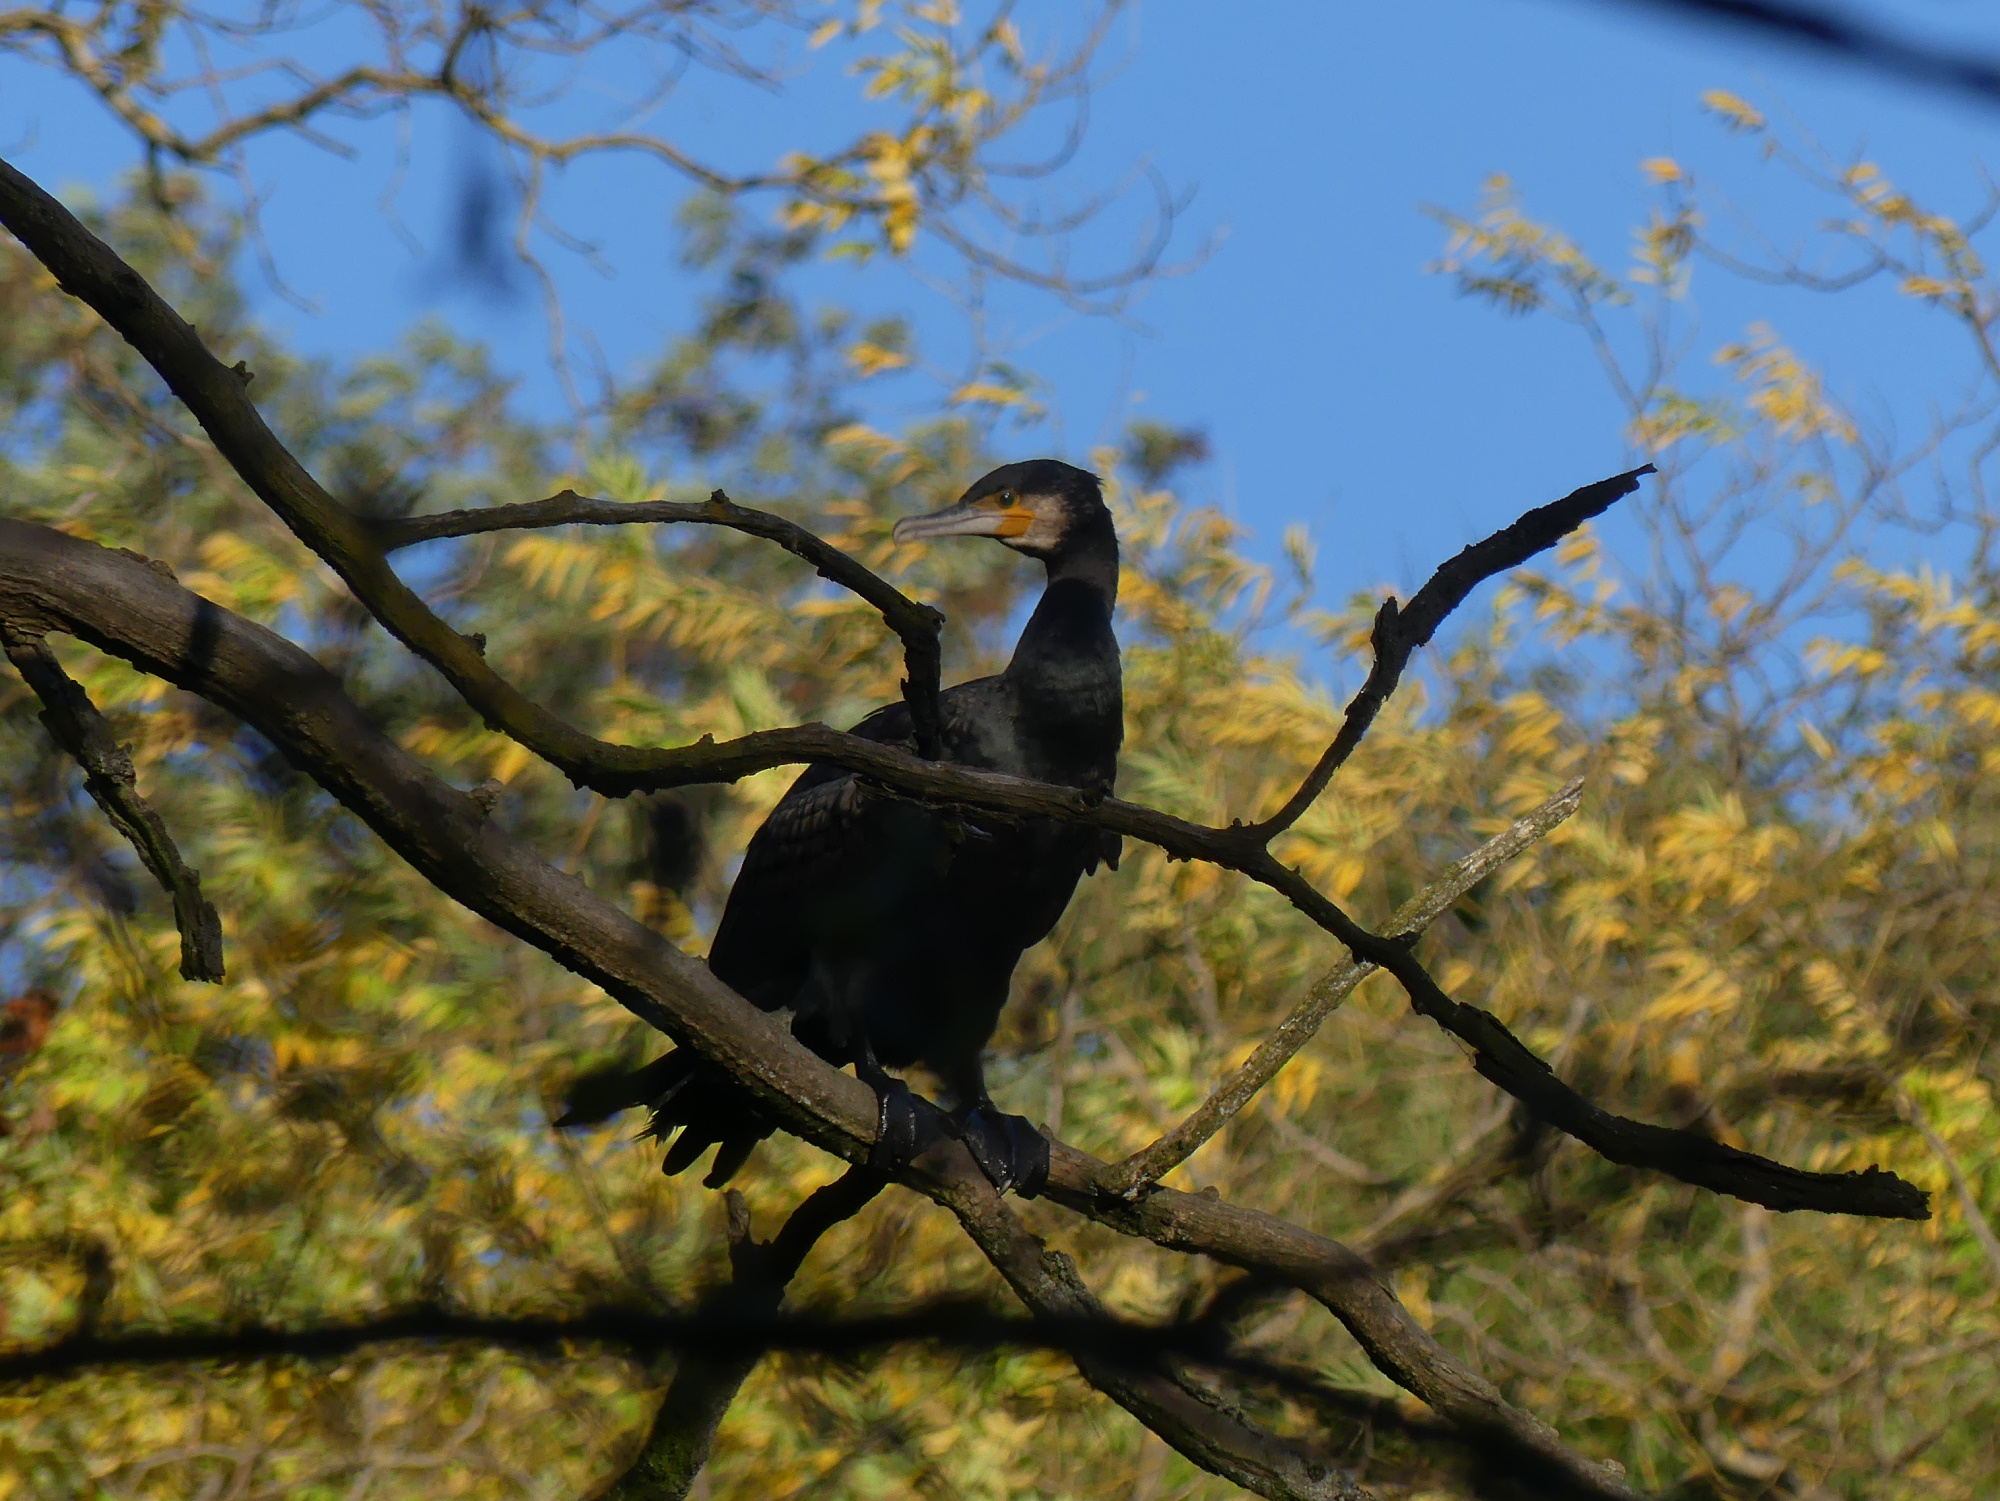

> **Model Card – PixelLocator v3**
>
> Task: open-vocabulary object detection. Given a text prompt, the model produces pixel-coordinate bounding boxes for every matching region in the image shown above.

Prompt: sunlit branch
[1102,779,1585,1198]
[1238,840,1927,1218]
[936,1151,1375,1501]
[0,625,223,982]
[0,0,1177,316]
[1894,1080,2000,1287]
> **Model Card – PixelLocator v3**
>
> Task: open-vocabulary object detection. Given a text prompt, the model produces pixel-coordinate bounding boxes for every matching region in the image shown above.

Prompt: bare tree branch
[1610,0,2000,111]
[0,623,223,981]
[374,487,947,762]
[930,1148,1374,1501]
[1249,470,1652,841]
[1103,779,1585,1197]
[1240,844,1927,1218]
[1049,1144,1644,1499]
[0,1294,1640,1500]
[0,1292,1459,1393]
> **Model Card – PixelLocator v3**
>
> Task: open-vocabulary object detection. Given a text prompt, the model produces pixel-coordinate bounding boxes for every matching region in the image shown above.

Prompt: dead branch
[1249,471,1651,840]
[930,1147,1373,1501]
[0,624,222,981]
[598,1166,887,1501]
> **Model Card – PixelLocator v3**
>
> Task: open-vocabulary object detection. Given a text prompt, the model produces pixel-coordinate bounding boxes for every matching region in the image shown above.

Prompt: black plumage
[561,459,1122,1196]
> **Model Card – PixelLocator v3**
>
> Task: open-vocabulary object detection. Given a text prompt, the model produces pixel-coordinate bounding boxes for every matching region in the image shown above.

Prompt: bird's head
[892,459,1108,561]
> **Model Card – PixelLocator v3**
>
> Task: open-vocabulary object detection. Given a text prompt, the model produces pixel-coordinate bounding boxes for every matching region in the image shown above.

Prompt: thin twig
[0,624,223,981]
[1249,470,1653,841]
[373,489,948,761]
[1352,1099,1521,1261]
[1103,779,1585,1197]
[1244,841,1927,1218]
[1894,1082,2000,1286]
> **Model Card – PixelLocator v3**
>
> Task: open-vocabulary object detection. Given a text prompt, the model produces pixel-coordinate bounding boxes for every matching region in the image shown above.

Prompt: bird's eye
[999,490,1016,504]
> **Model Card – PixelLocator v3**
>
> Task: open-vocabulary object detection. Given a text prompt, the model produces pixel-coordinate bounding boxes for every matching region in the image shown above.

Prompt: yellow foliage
[1715,322,1856,443]
[1700,89,1766,132]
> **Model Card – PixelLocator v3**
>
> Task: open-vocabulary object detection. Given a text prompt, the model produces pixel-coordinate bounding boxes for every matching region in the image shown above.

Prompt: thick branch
[1621,0,2000,112]
[928,1148,1371,1501]
[0,1294,1436,1391]
[1051,1144,1641,1500]
[0,521,1636,1499]
[0,158,1877,1219]
[0,155,955,769]
[375,487,947,762]
[1103,779,1584,1197]
[0,151,770,795]
[0,624,223,981]
[1251,466,1654,840]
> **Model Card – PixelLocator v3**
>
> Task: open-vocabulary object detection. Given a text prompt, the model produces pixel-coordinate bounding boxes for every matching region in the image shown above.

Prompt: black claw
[869,1074,922,1173]
[959,1107,1050,1200]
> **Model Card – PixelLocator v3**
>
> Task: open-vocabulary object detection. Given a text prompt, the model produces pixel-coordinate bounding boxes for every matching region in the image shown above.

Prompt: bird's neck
[1041,515,1120,605]
[1002,519,1122,783]
[1009,521,1119,671]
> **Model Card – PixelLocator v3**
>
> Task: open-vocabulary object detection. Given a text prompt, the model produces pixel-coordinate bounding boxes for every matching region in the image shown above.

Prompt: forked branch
[599,1166,889,1501]
[0,524,1639,1500]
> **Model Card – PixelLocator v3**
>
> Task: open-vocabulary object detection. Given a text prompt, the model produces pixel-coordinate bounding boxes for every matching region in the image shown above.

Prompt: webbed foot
[957,1106,1050,1200]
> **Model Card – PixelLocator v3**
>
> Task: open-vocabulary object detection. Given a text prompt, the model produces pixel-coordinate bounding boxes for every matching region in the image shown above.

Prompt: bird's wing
[705,769,873,1011]
[838,677,1001,765]
[704,677,1005,1011]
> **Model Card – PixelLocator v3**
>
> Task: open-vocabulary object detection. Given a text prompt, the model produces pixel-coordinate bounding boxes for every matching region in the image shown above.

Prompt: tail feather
[661,1125,717,1177]
[553,1052,688,1128]
[555,1047,775,1184]
[704,1135,761,1189]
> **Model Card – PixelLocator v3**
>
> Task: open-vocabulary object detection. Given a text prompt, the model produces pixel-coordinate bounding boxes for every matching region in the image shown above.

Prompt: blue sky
[7,0,2000,611]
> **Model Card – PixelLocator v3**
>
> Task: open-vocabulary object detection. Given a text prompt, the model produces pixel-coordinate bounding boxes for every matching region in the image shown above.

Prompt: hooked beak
[893,498,1034,543]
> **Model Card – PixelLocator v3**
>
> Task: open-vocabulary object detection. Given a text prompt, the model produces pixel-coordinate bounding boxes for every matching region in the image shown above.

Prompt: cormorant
[562,459,1122,1197]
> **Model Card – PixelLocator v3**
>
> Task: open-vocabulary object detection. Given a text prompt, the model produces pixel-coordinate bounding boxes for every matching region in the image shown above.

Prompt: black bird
[560,459,1122,1197]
